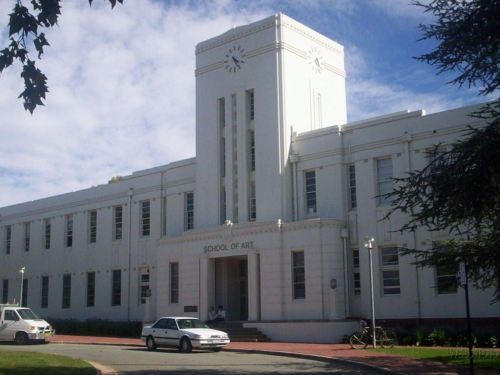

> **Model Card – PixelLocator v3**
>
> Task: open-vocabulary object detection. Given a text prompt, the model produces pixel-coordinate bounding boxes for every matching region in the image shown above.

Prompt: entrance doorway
[213,256,248,321]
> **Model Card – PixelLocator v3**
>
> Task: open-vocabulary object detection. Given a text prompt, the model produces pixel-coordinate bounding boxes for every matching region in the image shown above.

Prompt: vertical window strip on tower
[62,274,71,308]
[249,90,254,120]
[162,198,167,237]
[248,181,256,222]
[170,262,179,304]
[24,222,30,252]
[292,251,306,299]
[114,205,123,240]
[41,276,49,308]
[87,271,95,307]
[249,130,255,172]
[89,210,97,243]
[184,192,194,230]
[348,164,357,209]
[141,200,150,236]
[305,170,317,214]
[112,270,121,306]
[65,214,73,247]
[380,247,400,295]
[232,93,238,222]
[377,158,393,206]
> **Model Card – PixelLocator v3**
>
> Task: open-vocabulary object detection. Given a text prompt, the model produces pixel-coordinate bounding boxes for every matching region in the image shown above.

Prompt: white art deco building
[1,14,498,342]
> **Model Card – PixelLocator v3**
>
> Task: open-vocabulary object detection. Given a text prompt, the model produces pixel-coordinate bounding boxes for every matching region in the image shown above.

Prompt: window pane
[382,248,399,266]
[292,251,305,299]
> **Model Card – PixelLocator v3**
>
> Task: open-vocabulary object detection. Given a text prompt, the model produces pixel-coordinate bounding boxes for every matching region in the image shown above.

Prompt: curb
[49,340,143,348]
[225,348,404,375]
[86,360,118,375]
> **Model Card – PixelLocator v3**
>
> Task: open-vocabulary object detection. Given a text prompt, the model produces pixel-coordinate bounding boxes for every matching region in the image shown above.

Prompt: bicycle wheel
[349,332,368,349]
[379,329,396,348]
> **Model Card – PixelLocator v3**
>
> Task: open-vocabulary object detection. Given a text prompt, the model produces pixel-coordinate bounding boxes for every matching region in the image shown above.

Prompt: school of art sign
[203,241,254,253]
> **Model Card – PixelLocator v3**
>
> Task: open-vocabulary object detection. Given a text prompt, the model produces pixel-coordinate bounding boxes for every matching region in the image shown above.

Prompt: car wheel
[15,332,29,345]
[179,337,192,353]
[146,336,157,351]
[212,347,222,352]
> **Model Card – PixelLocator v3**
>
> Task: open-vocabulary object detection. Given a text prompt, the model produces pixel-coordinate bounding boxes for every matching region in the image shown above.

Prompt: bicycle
[349,325,396,349]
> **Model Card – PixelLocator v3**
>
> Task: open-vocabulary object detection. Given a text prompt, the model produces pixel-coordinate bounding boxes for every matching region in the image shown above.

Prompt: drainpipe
[404,132,422,320]
[341,228,350,318]
[127,187,134,322]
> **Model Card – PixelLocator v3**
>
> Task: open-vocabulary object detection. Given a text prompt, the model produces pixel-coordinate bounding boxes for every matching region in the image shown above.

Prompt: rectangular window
[249,91,255,120]
[170,262,179,304]
[248,181,256,222]
[292,251,306,299]
[113,206,123,240]
[348,165,357,209]
[220,187,226,225]
[219,97,225,129]
[112,270,121,306]
[353,249,361,295]
[305,170,317,214]
[24,222,30,252]
[65,214,73,247]
[5,226,11,254]
[87,272,95,307]
[44,219,51,249]
[141,200,150,237]
[2,279,8,304]
[41,276,49,308]
[220,137,226,178]
[139,268,150,304]
[377,158,393,206]
[22,279,28,307]
[89,210,97,243]
[436,263,458,294]
[249,130,255,172]
[184,192,194,230]
[381,247,400,295]
[219,98,226,178]
[62,274,71,308]
[161,198,167,237]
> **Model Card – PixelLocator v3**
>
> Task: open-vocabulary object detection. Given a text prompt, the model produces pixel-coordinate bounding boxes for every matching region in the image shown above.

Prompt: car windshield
[17,309,39,320]
[176,319,208,329]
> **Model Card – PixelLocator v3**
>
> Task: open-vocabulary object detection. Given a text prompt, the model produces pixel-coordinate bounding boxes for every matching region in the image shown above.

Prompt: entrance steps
[209,322,271,342]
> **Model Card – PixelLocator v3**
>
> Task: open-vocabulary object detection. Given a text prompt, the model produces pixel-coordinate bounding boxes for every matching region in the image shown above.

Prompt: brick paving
[48,335,497,375]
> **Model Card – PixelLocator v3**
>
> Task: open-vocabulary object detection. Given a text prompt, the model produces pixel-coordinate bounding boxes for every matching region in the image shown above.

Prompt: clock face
[308,48,324,73]
[224,45,246,73]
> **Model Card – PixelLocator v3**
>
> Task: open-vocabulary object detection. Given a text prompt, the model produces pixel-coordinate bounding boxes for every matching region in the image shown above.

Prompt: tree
[388,0,500,302]
[0,0,123,114]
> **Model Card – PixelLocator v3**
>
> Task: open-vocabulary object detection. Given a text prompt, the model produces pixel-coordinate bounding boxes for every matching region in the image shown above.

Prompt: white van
[0,304,55,344]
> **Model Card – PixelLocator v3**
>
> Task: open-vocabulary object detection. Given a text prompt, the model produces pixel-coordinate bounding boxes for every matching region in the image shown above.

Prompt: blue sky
[0,0,487,207]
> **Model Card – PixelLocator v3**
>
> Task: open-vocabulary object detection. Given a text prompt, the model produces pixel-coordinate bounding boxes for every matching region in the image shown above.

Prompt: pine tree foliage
[0,0,123,113]
[389,0,500,302]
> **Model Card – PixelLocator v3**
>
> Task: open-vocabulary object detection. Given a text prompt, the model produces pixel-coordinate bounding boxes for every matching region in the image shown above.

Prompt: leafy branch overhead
[0,0,123,114]
[388,0,500,301]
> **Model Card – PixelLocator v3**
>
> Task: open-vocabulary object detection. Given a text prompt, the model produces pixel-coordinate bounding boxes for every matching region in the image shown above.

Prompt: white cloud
[0,0,268,207]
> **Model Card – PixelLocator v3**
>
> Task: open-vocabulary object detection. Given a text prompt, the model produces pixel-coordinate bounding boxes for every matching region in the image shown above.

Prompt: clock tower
[194,14,347,229]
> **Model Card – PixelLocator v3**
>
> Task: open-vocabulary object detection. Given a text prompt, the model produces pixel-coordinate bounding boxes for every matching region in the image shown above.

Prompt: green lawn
[0,351,95,375]
[369,347,500,371]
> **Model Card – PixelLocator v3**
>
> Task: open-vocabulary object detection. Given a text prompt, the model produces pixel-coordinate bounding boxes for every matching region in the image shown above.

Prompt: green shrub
[428,328,450,346]
[48,319,142,338]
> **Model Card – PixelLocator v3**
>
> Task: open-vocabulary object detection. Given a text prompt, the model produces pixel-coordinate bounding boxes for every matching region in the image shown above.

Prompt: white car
[141,317,230,353]
[0,305,54,344]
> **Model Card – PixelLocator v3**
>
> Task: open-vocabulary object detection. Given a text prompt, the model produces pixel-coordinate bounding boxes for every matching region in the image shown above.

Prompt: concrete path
[48,335,497,375]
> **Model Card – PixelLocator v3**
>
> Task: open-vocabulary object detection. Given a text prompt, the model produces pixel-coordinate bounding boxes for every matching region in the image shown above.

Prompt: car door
[151,318,168,345]
[0,310,20,340]
[164,318,180,347]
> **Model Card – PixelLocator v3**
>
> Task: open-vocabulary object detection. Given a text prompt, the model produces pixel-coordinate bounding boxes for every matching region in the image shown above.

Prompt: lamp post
[19,267,26,307]
[364,237,376,348]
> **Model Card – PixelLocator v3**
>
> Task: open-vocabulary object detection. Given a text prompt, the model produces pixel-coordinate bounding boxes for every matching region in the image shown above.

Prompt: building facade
[1,14,498,342]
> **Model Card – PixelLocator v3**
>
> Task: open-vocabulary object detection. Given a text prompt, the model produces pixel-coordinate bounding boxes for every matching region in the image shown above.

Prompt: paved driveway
[0,343,388,374]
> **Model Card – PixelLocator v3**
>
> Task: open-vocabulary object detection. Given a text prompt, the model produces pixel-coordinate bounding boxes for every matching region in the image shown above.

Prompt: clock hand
[232,56,241,68]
